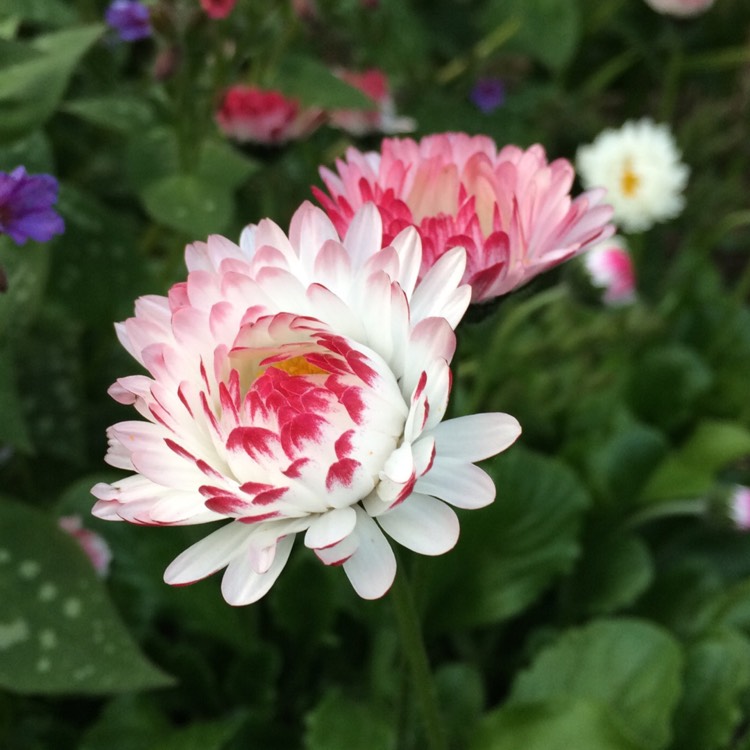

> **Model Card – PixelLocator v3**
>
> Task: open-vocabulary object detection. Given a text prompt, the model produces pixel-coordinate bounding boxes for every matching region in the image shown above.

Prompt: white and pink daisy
[584,236,636,305]
[91,202,521,604]
[329,68,416,137]
[313,133,614,303]
[216,85,323,145]
[643,0,715,17]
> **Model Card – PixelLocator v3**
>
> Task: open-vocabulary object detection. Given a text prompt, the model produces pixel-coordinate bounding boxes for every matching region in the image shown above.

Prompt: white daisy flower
[576,118,689,233]
[91,202,521,604]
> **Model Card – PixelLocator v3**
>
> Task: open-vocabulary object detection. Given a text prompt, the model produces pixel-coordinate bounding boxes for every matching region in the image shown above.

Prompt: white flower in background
[576,118,689,233]
[584,236,636,305]
[643,0,715,17]
[92,202,521,604]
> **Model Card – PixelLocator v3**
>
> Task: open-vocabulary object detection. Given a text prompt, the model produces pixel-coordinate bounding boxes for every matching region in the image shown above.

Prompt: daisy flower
[92,202,521,604]
[730,486,750,531]
[576,118,689,233]
[216,86,323,146]
[583,236,636,305]
[313,133,614,303]
[643,0,715,17]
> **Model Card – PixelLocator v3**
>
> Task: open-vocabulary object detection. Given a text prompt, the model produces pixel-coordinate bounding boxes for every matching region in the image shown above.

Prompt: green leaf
[61,95,155,134]
[642,420,750,502]
[510,619,683,750]
[126,128,180,192]
[0,0,76,26]
[436,663,485,749]
[141,174,233,238]
[150,715,246,750]
[271,55,376,110]
[671,629,750,750]
[0,499,174,694]
[304,690,396,750]
[471,700,643,750]
[79,695,171,750]
[197,139,260,190]
[423,447,590,629]
[481,0,581,71]
[567,530,653,616]
[0,25,103,142]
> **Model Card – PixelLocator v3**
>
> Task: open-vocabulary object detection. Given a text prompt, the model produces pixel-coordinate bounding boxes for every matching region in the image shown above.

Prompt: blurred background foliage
[1,0,750,748]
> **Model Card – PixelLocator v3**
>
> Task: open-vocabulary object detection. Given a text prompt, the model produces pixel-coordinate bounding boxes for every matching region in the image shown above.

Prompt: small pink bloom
[584,236,636,305]
[330,69,415,137]
[200,0,236,19]
[216,86,323,145]
[730,486,750,530]
[643,0,715,16]
[59,515,112,577]
[291,0,318,19]
[314,133,614,303]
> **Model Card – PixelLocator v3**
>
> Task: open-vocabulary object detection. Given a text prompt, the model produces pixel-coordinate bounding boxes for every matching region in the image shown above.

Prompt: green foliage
[0,499,173,694]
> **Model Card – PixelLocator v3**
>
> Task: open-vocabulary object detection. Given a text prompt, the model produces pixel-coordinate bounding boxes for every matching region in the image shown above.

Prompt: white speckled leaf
[0,498,173,695]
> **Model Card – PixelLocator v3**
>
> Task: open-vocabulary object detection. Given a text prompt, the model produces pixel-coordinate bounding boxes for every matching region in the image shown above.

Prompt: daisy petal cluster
[216,86,323,145]
[313,133,614,303]
[584,236,636,305]
[92,202,521,604]
[643,0,715,17]
[576,118,689,233]
[330,69,416,137]
[0,166,65,246]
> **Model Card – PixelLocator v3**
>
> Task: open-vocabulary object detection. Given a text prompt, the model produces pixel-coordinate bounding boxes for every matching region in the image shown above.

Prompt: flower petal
[343,508,396,599]
[377,493,459,555]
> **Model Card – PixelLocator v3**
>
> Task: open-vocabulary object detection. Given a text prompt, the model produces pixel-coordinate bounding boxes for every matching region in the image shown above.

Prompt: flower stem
[390,568,448,750]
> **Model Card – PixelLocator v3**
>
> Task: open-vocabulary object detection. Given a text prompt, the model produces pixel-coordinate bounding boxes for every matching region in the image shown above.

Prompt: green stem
[625,498,707,529]
[390,569,448,750]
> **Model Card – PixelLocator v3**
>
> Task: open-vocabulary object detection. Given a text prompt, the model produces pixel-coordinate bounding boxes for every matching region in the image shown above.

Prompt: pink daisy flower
[92,202,521,604]
[313,133,614,303]
[216,86,323,146]
[584,236,636,305]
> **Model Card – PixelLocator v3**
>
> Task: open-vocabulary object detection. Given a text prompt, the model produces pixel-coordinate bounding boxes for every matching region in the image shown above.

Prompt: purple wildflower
[0,167,65,246]
[105,0,151,42]
[470,78,506,114]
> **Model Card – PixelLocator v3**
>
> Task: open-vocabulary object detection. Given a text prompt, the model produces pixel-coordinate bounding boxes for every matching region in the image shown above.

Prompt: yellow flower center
[620,162,640,198]
[271,355,327,377]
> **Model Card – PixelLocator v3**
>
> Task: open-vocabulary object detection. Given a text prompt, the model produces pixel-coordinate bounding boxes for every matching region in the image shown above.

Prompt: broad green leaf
[0,0,75,26]
[481,0,581,71]
[671,630,750,750]
[471,700,643,750]
[61,95,155,134]
[0,499,173,694]
[271,55,376,110]
[79,695,171,750]
[567,530,653,616]
[304,690,396,750]
[126,128,180,192]
[509,619,683,749]
[141,174,233,238]
[197,139,260,190]
[0,25,103,141]
[151,715,246,750]
[423,448,590,629]
[642,420,750,502]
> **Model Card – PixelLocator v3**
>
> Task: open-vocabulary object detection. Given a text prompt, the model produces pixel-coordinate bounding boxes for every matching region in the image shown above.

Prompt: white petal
[378,493,459,555]
[343,202,382,269]
[315,532,359,565]
[431,413,522,462]
[164,521,252,585]
[389,226,422,297]
[304,506,358,550]
[415,459,496,509]
[221,533,295,605]
[343,508,396,599]
[410,247,469,326]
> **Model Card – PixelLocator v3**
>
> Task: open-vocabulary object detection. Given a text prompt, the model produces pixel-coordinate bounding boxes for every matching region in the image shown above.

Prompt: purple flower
[0,167,65,246]
[105,0,151,42]
[470,78,506,114]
